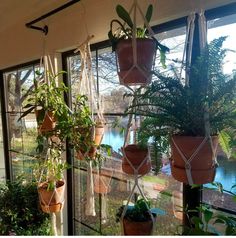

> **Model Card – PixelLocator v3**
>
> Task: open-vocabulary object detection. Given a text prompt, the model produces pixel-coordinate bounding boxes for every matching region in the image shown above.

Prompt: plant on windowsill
[126,36,236,184]
[108,3,169,86]
[116,197,155,235]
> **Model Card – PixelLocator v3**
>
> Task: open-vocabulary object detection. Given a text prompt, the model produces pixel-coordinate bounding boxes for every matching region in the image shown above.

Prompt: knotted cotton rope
[172,10,218,185]
[117,0,156,84]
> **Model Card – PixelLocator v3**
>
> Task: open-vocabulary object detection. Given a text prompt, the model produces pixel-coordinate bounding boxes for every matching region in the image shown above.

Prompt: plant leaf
[219,130,231,159]
[145,4,153,23]
[116,5,133,29]
[203,208,213,224]
[18,106,35,121]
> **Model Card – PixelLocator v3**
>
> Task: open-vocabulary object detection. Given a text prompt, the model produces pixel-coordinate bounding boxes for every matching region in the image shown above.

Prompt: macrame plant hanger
[74,35,105,217]
[118,1,156,234]
[121,111,153,235]
[116,0,157,86]
[93,158,114,224]
[37,51,65,236]
[171,10,218,185]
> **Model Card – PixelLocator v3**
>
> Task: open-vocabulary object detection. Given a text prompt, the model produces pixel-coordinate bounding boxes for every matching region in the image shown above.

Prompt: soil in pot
[122,144,151,175]
[116,38,156,86]
[38,180,65,213]
[170,135,218,184]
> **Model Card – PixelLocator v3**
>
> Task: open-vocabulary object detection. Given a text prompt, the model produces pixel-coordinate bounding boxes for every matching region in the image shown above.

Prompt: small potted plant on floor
[126,37,236,184]
[116,197,155,235]
[108,3,169,86]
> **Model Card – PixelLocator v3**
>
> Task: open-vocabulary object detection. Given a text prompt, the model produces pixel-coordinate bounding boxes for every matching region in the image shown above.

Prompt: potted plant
[126,37,236,184]
[69,95,97,160]
[94,118,105,146]
[0,178,52,235]
[108,3,169,86]
[173,183,236,235]
[36,146,68,214]
[122,144,151,175]
[19,70,71,136]
[116,197,154,235]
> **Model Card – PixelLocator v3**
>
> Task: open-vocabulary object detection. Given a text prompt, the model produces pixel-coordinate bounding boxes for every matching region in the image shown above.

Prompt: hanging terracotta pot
[38,180,65,213]
[122,144,151,175]
[76,146,97,160]
[122,218,153,235]
[170,135,218,184]
[35,110,56,133]
[94,123,105,146]
[116,38,156,86]
[94,173,111,194]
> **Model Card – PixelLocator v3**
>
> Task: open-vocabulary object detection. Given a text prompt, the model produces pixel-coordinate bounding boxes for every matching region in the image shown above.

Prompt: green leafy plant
[0,178,51,235]
[34,146,69,190]
[20,71,70,137]
[68,95,95,159]
[116,197,152,222]
[219,127,236,159]
[108,4,169,65]
[181,183,236,235]
[126,37,236,138]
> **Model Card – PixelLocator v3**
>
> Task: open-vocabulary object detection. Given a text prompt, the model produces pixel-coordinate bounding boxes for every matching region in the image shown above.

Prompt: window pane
[202,14,236,213]
[3,65,39,179]
[68,26,186,235]
[156,26,186,77]
[0,96,5,181]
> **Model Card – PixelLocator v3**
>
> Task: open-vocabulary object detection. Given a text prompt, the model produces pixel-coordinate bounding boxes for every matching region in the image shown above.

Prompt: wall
[0,0,235,69]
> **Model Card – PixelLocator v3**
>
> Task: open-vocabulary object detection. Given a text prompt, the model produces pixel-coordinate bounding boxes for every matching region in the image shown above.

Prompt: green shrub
[0,178,51,235]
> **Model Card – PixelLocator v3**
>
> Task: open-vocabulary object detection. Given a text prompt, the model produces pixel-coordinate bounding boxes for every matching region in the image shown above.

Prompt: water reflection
[102,127,124,153]
[206,157,236,191]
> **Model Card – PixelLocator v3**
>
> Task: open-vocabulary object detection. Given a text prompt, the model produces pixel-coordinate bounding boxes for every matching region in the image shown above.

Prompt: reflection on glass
[202,14,236,214]
[68,27,186,235]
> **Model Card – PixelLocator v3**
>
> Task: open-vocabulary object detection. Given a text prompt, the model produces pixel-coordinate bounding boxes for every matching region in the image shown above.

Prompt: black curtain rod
[25,0,81,35]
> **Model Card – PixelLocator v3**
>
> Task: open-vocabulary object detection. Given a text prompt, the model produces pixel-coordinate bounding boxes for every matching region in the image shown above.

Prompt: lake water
[102,128,236,192]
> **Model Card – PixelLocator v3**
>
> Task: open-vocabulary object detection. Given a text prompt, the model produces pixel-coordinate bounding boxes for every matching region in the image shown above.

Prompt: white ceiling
[0,0,70,33]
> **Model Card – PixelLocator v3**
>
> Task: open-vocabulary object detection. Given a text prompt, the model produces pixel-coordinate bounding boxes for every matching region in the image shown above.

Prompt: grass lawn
[142,175,166,184]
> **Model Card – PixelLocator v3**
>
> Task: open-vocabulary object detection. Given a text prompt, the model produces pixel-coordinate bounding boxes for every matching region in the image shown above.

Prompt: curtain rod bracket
[26,24,48,35]
[25,0,80,35]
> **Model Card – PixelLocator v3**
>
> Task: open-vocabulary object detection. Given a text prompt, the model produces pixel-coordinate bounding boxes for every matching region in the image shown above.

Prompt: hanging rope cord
[37,55,56,132]
[74,36,105,161]
[38,148,65,211]
[74,35,104,121]
[119,1,155,234]
[172,11,218,185]
[77,39,113,193]
[37,55,65,211]
[117,0,157,84]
